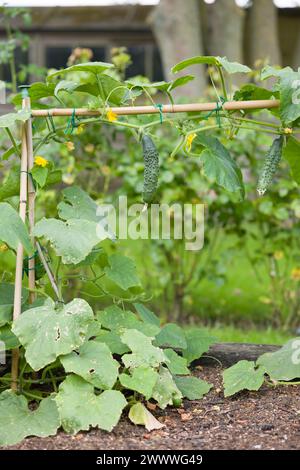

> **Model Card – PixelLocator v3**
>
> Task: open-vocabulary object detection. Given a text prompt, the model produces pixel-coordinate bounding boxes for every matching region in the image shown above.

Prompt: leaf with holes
[12,298,93,370]
[60,341,119,390]
[0,391,60,446]
[104,254,141,290]
[0,203,32,254]
[257,338,300,381]
[121,329,167,369]
[55,375,127,434]
[174,376,212,400]
[119,366,158,399]
[223,360,266,397]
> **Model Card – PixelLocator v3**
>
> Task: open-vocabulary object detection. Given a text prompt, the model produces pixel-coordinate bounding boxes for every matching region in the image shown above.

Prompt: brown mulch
[3,366,300,451]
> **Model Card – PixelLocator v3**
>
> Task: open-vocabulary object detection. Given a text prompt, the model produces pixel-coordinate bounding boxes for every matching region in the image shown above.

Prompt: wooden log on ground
[196,342,279,368]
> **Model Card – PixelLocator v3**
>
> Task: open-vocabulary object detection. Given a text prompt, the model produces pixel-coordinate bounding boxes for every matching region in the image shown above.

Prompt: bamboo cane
[30,99,280,118]
[26,96,36,304]
[11,96,29,391]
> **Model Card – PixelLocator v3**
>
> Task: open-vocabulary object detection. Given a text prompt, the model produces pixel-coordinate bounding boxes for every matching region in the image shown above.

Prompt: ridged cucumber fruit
[142,135,159,204]
[257,136,283,196]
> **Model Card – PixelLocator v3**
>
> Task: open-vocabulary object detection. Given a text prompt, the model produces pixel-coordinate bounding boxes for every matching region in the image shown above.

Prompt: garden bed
[3,361,299,451]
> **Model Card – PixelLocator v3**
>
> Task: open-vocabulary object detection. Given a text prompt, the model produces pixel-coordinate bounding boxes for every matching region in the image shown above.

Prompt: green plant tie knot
[155,103,164,124]
[64,108,76,135]
[202,96,226,128]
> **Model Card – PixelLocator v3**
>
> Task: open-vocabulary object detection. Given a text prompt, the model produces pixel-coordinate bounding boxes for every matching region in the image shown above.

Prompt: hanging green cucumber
[257,135,284,196]
[142,134,159,204]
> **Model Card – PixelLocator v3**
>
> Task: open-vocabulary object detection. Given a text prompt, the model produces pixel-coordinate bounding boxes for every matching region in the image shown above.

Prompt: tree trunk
[148,0,206,98]
[206,0,245,64]
[248,0,281,67]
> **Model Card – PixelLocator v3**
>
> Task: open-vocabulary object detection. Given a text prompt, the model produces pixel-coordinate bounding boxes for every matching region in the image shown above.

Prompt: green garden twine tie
[64,108,76,135]
[202,97,226,128]
[155,103,164,124]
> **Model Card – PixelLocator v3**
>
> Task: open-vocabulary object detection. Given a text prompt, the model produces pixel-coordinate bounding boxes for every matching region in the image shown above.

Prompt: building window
[45,46,106,69]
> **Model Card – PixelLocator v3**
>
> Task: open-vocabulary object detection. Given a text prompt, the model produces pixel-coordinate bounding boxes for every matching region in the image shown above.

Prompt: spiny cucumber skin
[142,135,159,204]
[257,136,283,196]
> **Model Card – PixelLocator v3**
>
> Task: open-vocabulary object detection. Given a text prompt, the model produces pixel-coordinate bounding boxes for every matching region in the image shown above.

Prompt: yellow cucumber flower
[106,108,118,122]
[186,133,197,152]
[34,156,48,167]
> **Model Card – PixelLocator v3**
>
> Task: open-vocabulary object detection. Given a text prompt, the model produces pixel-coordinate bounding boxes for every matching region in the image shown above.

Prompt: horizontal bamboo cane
[31,99,280,117]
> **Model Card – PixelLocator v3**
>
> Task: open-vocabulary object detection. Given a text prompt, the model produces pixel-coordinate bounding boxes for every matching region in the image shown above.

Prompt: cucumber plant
[0,55,300,446]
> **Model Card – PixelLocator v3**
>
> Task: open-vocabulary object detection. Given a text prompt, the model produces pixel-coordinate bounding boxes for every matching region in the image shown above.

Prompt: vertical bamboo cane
[26,97,36,304]
[11,94,29,391]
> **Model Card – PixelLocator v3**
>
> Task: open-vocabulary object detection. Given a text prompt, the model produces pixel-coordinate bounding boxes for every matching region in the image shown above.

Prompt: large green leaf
[183,328,216,365]
[0,202,32,253]
[104,254,141,290]
[0,391,60,446]
[257,338,300,381]
[0,110,31,128]
[12,298,93,370]
[12,83,56,106]
[48,62,114,80]
[119,365,158,399]
[58,186,100,222]
[76,74,128,105]
[55,375,126,434]
[195,134,245,199]
[223,360,266,397]
[98,305,159,337]
[126,75,195,93]
[278,69,300,124]
[172,56,250,74]
[172,56,219,73]
[217,57,251,74]
[121,329,167,369]
[60,340,119,390]
[128,403,164,431]
[282,137,300,185]
[174,376,212,400]
[164,349,190,375]
[152,366,182,409]
[0,283,28,327]
[155,323,187,349]
[33,217,107,264]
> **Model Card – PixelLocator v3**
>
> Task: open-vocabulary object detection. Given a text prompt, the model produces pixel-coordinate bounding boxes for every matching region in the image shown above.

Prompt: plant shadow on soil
[3,366,300,451]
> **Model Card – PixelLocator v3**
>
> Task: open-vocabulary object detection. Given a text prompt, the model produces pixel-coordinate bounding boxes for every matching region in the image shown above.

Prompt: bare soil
[3,366,300,451]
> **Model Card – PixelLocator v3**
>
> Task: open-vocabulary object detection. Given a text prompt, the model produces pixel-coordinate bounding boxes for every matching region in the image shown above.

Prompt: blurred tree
[248,0,281,66]
[206,0,245,64]
[148,0,206,97]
